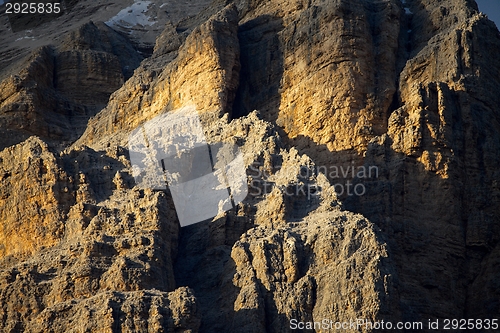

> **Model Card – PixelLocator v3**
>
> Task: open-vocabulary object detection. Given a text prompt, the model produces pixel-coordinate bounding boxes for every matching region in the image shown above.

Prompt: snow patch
[105,1,156,28]
[15,36,35,42]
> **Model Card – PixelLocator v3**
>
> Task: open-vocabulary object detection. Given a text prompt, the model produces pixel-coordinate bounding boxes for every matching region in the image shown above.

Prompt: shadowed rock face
[0,0,499,332]
[0,21,142,151]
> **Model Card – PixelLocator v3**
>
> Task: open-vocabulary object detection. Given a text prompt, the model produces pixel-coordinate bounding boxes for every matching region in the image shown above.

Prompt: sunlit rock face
[0,0,500,332]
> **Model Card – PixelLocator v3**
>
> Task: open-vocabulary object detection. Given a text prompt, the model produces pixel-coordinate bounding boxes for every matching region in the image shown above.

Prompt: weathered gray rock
[0,22,141,151]
[346,1,500,322]
[1,0,500,332]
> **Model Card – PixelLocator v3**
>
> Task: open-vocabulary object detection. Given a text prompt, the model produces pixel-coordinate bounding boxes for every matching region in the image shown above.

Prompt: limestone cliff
[0,22,141,151]
[0,0,499,332]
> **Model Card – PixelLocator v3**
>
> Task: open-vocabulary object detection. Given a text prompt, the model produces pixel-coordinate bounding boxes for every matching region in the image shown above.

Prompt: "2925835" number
[5,2,61,14]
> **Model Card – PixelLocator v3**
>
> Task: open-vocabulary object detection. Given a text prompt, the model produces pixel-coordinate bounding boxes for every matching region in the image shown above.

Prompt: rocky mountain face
[0,0,499,332]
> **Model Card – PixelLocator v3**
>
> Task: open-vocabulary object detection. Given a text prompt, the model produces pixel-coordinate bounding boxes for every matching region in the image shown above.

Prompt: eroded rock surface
[1,0,500,332]
[0,23,140,150]
[76,4,241,149]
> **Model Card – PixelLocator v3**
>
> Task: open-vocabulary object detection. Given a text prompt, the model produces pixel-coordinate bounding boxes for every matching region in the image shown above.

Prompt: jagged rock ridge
[0,0,499,332]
